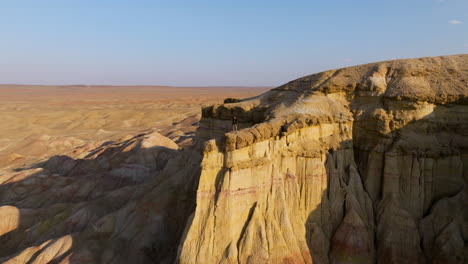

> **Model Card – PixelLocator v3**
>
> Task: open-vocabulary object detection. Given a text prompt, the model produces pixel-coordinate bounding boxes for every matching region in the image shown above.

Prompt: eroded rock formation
[0,55,467,263]
[178,54,468,264]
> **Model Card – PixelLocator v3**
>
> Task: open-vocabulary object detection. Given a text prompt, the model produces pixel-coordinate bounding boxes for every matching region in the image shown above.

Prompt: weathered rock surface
[0,55,467,263]
[178,54,468,264]
[0,132,199,264]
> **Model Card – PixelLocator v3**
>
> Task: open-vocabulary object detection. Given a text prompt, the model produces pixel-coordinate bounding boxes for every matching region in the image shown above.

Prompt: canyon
[0,55,467,263]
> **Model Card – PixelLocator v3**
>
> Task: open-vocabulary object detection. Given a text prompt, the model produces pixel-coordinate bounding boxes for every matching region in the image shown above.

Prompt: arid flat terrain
[0,85,269,170]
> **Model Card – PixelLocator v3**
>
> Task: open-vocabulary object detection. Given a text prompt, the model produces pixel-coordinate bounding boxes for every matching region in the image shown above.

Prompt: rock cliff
[178,54,468,264]
[0,55,467,263]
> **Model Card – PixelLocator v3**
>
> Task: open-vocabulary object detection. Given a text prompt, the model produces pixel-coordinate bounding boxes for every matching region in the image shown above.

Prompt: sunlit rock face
[178,55,468,264]
[1,55,467,264]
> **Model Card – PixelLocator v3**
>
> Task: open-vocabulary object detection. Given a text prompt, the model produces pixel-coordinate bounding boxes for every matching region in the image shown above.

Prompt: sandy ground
[0,85,269,170]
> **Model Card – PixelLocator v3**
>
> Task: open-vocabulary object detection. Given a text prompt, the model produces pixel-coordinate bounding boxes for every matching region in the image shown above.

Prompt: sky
[0,0,467,86]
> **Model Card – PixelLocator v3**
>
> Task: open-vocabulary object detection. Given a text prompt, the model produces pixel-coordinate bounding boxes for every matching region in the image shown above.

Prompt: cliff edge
[179,54,468,264]
[1,55,467,264]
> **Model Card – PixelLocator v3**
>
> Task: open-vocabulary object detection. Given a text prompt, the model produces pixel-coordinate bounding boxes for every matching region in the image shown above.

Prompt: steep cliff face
[177,55,468,263]
[0,55,467,264]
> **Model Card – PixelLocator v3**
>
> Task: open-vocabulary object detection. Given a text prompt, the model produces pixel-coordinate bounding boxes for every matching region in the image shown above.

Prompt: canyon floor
[0,85,269,171]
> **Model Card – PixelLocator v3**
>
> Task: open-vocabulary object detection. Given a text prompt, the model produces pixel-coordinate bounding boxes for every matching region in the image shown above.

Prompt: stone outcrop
[0,55,467,263]
[178,54,468,264]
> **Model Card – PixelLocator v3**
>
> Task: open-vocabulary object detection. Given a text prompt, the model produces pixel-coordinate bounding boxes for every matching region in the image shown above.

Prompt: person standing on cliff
[232,115,238,132]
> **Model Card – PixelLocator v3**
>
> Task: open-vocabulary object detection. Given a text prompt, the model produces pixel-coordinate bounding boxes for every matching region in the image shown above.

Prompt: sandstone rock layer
[1,55,467,263]
[178,54,468,264]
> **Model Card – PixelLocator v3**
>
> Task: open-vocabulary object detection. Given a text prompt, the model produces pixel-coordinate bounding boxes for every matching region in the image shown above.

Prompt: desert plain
[0,85,269,171]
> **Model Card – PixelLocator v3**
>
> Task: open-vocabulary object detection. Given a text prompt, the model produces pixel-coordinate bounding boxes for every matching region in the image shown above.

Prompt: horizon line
[0,84,274,88]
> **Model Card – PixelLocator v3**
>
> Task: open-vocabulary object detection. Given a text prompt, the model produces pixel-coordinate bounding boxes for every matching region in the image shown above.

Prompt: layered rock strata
[178,55,468,264]
[0,55,467,263]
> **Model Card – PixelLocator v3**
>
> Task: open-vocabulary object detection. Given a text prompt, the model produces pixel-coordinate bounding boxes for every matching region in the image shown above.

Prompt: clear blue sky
[1,0,467,86]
